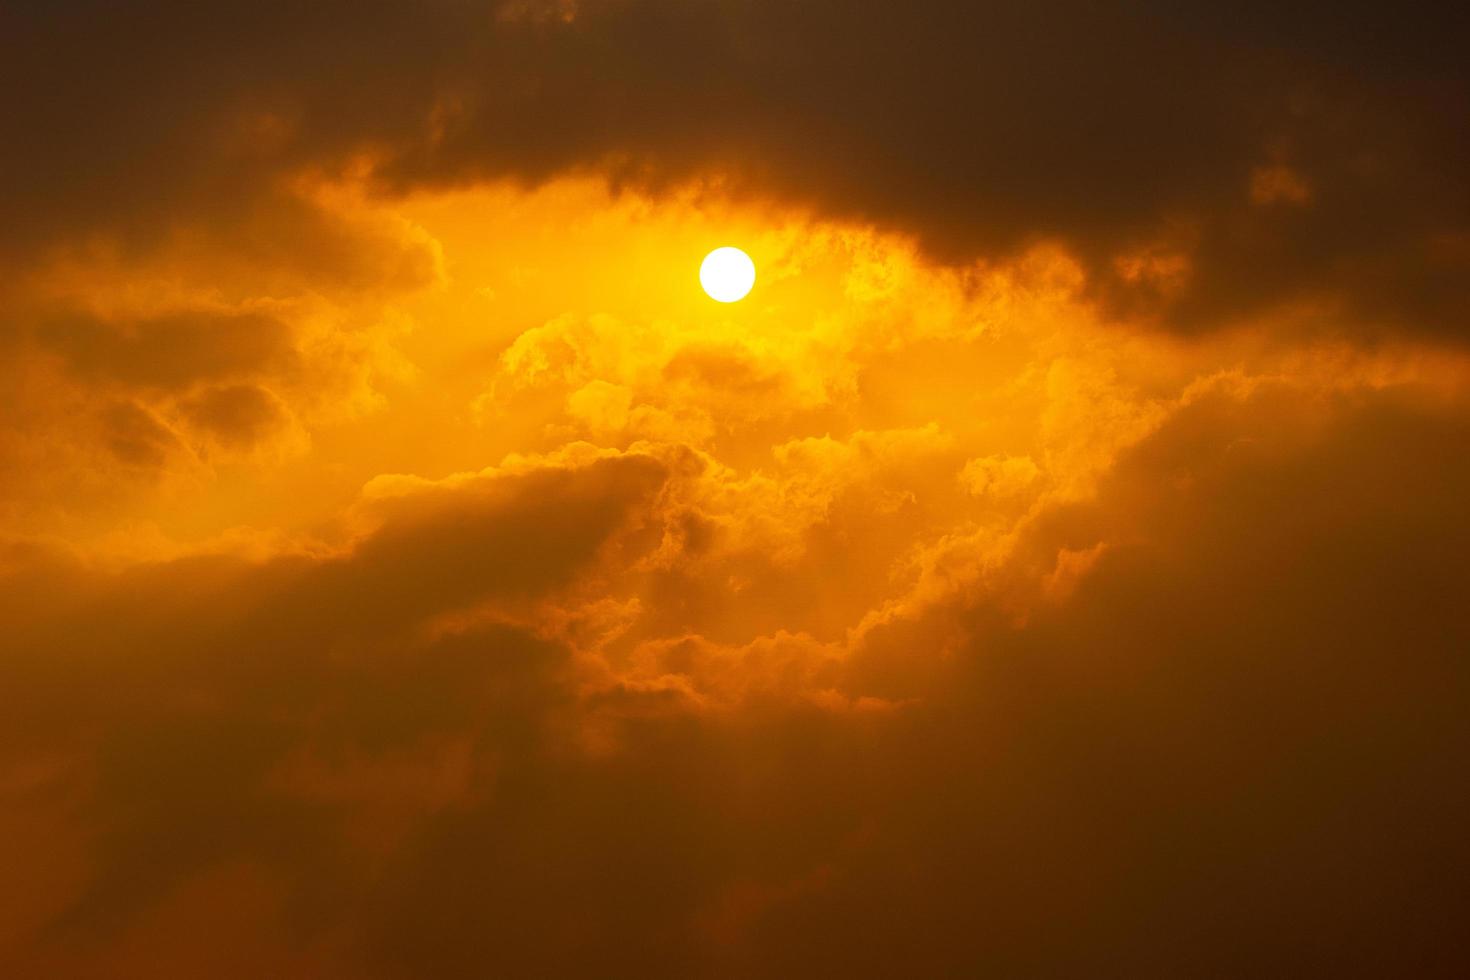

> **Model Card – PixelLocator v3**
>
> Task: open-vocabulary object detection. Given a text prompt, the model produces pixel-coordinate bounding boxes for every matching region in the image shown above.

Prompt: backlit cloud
[3,3,1470,976]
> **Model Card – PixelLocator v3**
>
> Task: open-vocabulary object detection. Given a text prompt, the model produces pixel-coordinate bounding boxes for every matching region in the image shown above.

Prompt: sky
[3,1,1470,976]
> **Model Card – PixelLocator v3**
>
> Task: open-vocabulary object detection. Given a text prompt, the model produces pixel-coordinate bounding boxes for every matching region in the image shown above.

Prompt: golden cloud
[3,5,1470,971]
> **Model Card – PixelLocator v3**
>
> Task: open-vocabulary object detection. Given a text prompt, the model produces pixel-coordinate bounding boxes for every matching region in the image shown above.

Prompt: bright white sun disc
[700,246,756,303]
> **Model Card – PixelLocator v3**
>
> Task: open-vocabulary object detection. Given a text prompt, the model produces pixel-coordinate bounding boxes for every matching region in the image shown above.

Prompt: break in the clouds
[5,0,1470,334]
[3,2,1470,977]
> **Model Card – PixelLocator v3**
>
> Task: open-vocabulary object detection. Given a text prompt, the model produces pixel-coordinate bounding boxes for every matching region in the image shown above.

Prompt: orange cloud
[3,7,1470,970]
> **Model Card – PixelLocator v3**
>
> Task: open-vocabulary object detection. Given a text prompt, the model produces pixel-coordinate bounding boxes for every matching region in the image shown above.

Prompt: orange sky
[4,2,1470,977]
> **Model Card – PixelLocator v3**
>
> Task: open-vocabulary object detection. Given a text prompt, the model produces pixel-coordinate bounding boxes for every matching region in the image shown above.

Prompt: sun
[700,246,756,303]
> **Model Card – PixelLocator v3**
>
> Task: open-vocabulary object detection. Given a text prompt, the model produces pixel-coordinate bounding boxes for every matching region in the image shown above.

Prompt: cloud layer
[6,377,1470,977]
[3,2,1470,976]
[6,1,1470,333]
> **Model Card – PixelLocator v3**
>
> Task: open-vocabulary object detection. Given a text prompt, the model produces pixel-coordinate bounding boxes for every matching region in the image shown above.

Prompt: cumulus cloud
[4,377,1469,977]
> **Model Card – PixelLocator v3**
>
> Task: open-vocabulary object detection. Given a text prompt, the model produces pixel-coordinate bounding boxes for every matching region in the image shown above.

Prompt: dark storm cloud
[4,0,1469,334]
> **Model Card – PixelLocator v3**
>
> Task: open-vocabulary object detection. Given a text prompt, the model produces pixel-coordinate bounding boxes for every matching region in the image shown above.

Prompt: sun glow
[700,246,756,302]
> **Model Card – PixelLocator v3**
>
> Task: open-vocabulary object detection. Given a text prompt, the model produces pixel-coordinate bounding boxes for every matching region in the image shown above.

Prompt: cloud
[3,10,1470,972]
[0,449,666,969]
[4,1,1468,336]
[36,310,297,391]
[829,383,1470,976]
[3,379,1469,976]
[178,385,292,451]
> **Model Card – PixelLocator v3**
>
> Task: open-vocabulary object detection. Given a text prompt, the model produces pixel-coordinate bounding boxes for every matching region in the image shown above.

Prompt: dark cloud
[35,310,297,391]
[179,384,288,449]
[833,384,1470,975]
[0,451,667,969]
[3,385,1469,976]
[4,1,1468,334]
